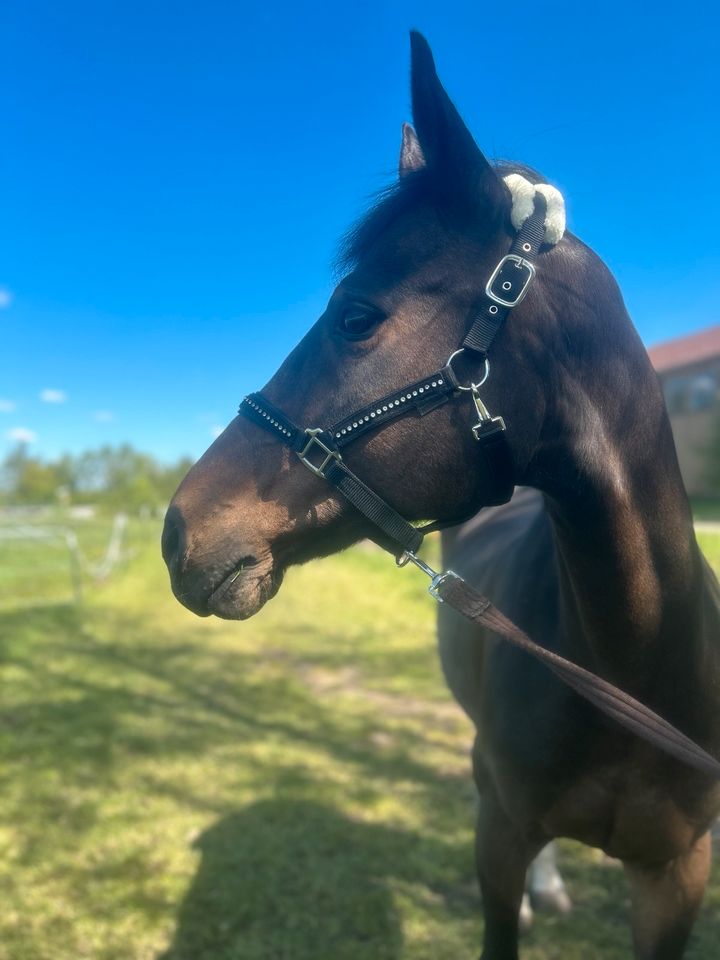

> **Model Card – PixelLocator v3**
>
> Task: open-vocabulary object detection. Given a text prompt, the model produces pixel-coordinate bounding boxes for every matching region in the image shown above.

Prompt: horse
[162,32,720,959]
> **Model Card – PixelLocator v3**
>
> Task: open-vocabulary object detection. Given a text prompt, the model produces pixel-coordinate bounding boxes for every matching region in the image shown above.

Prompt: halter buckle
[486,254,535,308]
[297,429,342,477]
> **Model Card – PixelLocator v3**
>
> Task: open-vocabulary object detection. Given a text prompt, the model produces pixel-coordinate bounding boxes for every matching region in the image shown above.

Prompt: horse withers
[162,33,720,959]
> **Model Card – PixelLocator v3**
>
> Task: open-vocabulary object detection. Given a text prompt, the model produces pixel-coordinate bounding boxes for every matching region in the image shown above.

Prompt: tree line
[0,443,193,511]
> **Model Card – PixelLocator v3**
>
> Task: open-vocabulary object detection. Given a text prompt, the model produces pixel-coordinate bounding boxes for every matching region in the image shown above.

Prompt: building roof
[647,325,720,374]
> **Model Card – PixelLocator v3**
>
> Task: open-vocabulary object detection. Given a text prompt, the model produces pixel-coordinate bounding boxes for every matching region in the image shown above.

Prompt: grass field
[1,515,720,959]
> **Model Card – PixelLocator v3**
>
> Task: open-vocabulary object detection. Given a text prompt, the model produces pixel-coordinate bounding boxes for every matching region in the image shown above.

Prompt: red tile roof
[647,325,720,374]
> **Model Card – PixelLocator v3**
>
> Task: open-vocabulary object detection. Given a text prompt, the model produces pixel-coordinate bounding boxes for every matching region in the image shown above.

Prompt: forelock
[334,171,436,277]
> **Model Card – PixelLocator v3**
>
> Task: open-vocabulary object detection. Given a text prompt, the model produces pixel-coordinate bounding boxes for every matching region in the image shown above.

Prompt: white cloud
[7,427,37,443]
[0,399,16,413]
[93,410,114,422]
[210,425,224,439]
[40,388,67,404]
[0,288,12,309]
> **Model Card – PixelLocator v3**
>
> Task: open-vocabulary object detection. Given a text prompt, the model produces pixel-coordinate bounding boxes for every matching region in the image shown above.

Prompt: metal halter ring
[446,349,490,392]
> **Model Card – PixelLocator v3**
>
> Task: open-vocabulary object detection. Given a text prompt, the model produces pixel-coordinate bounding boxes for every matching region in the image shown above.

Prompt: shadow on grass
[157,800,416,960]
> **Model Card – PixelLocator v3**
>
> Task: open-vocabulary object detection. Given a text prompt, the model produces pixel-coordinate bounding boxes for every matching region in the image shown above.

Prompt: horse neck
[525,279,705,691]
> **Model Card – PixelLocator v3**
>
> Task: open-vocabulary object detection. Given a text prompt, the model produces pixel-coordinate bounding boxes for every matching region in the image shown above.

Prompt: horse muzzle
[161,504,280,620]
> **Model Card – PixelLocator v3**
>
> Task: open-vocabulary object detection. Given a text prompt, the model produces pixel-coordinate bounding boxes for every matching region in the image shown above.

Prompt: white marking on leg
[529,843,572,914]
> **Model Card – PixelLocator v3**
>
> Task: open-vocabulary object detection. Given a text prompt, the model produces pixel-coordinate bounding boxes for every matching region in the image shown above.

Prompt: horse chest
[538,760,720,861]
[480,701,720,860]
[455,637,720,859]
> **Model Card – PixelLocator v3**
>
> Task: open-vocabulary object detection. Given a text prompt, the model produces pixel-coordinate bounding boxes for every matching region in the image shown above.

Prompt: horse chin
[206,558,283,621]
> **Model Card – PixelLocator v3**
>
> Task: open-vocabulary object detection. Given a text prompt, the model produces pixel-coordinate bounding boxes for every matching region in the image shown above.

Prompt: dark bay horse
[162,33,720,959]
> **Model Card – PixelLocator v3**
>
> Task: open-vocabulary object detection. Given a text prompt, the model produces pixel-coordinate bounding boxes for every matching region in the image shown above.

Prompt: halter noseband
[239,192,549,566]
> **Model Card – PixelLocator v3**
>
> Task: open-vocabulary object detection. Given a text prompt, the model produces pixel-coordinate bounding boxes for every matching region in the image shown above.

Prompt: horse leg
[476,794,543,960]
[623,831,711,960]
[528,842,572,914]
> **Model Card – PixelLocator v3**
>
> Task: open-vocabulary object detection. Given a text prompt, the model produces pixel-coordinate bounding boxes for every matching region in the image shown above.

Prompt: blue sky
[1,1,719,463]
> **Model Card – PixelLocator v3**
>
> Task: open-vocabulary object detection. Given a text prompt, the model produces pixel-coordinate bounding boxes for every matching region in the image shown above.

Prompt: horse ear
[409,31,504,205]
[399,123,426,177]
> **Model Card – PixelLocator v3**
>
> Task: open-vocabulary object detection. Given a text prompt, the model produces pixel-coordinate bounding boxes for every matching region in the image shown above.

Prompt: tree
[0,444,193,511]
[0,444,62,505]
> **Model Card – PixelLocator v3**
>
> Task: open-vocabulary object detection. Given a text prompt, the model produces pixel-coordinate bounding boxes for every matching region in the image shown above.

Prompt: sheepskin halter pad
[502,173,566,247]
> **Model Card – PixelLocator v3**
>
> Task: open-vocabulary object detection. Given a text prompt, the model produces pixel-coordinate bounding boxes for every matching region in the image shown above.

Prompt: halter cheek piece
[237,184,720,780]
[240,193,549,566]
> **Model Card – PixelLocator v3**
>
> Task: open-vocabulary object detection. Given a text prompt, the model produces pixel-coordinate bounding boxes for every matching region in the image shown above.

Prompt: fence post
[64,530,84,605]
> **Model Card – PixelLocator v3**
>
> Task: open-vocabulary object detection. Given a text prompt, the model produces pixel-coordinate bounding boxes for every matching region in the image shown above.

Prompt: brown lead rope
[433,573,720,780]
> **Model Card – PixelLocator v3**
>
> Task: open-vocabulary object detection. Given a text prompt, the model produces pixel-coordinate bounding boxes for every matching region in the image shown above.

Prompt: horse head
[162,32,609,620]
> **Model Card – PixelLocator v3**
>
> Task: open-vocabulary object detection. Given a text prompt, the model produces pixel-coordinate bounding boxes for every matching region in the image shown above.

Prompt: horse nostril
[161,506,186,576]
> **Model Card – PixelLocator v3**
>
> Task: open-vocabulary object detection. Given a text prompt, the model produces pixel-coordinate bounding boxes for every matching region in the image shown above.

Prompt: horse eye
[336,304,382,340]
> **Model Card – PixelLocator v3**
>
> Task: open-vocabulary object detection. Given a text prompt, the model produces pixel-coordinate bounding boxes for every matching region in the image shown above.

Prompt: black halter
[239,195,548,562]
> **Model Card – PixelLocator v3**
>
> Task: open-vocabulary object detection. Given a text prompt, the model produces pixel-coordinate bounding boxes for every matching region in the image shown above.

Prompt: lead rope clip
[396,550,460,602]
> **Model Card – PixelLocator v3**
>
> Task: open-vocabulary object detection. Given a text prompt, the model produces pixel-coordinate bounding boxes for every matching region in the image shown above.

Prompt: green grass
[697,531,720,570]
[1,519,719,959]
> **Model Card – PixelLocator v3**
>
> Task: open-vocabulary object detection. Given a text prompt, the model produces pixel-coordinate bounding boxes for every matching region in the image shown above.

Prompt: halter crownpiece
[502,173,566,247]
